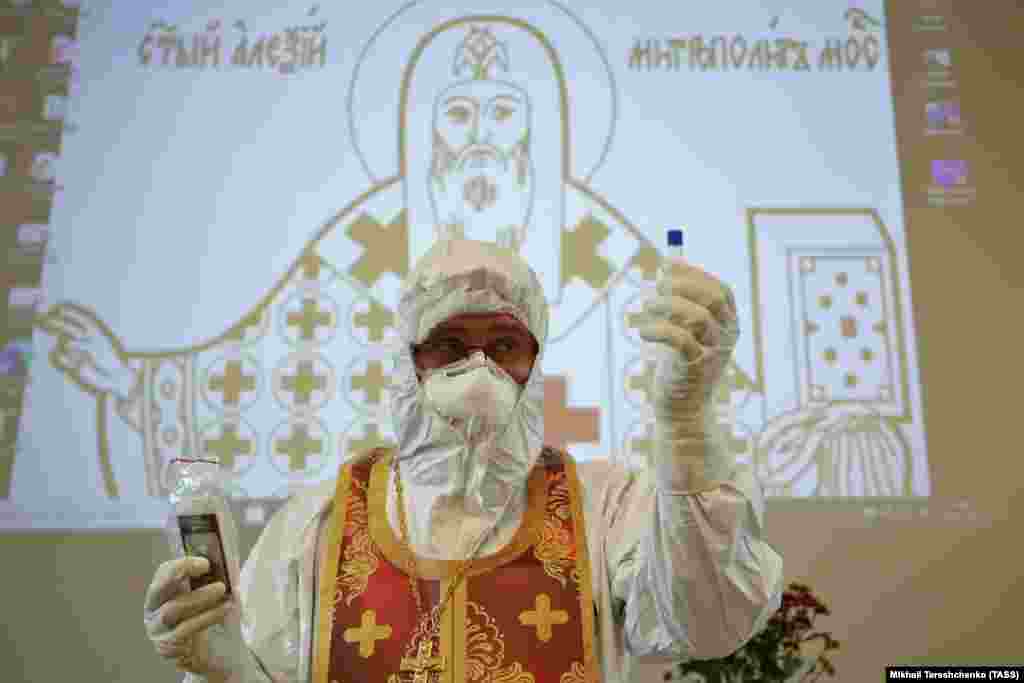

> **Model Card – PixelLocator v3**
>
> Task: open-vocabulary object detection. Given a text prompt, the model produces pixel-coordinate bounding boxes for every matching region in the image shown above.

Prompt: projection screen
[1,0,939,529]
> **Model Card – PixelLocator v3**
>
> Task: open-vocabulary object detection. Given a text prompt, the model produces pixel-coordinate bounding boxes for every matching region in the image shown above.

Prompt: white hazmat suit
[155,238,783,683]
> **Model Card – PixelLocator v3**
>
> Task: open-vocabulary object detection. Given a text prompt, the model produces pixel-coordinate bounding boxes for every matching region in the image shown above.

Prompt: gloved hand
[637,258,740,492]
[144,556,251,683]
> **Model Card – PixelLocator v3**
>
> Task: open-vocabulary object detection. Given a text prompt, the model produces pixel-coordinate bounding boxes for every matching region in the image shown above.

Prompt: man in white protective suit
[144,237,784,683]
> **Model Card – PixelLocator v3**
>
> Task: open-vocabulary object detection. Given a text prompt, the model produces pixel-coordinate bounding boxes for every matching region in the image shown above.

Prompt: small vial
[667,228,685,260]
[165,458,241,598]
[661,229,686,281]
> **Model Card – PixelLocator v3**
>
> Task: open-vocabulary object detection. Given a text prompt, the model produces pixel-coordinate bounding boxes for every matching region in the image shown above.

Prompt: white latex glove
[144,557,254,683]
[638,258,740,492]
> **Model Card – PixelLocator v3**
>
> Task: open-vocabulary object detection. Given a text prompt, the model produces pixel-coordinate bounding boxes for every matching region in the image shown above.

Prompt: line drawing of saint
[34,5,670,503]
[29,1,926,508]
[425,25,534,250]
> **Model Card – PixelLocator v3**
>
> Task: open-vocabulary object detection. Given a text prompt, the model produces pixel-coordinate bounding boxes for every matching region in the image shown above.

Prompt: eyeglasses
[412,335,535,367]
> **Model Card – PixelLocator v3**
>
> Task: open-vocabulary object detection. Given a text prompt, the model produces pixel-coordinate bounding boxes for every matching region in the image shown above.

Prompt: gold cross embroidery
[208,360,255,406]
[286,298,333,341]
[399,639,446,683]
[274,423,322,471]
[203,424,252,469]
[519,593,569,642]
[343,609,392,658]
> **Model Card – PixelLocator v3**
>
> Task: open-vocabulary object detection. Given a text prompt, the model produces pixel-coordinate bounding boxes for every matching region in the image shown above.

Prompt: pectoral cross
[399,639,446,683]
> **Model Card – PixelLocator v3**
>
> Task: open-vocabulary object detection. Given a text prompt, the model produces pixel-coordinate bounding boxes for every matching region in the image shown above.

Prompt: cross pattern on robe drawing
[563,215,614,290]
[346,212,409,287]
[353,299,394,342]
[343,609,392,658]
[399,639,446,683]
[274,424,322,470]
[209,360,256,406]
[543,375,600,450]
[351,361,388,405]
[287,298,333,341]
[518,593,569,642]
[346,424,393,460]
[204,424,253,469]
[281,360,326,406]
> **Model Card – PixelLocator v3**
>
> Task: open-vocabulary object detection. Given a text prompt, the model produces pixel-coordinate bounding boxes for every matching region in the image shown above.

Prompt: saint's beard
[428,132,534,249]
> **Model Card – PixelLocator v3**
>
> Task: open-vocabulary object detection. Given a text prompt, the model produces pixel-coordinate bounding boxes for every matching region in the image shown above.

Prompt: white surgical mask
[421,351,521,427]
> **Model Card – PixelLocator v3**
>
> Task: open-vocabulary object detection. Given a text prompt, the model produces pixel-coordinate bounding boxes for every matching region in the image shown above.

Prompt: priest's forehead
[430,312,531,338]
[437,79,528,107]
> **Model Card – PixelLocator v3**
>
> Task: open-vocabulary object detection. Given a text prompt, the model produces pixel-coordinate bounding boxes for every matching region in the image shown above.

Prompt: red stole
[314,446,599,683]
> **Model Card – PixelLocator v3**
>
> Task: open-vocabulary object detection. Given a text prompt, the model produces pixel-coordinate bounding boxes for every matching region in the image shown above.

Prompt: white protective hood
[386,238,549,559]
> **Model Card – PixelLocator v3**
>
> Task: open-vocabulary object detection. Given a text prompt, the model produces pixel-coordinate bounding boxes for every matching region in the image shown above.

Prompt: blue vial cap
[667,229,684,247]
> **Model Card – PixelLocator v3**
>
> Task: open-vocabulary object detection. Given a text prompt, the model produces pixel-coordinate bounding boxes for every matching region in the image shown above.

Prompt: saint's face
[432,79,530,165]
[412,312,538,386]
[428,79,535,247]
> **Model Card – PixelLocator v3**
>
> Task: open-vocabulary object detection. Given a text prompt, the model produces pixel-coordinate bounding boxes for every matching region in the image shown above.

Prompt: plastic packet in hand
[165,458,242,599]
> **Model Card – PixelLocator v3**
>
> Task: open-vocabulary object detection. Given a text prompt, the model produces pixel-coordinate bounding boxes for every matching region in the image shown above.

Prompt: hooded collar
[386,239,548,559]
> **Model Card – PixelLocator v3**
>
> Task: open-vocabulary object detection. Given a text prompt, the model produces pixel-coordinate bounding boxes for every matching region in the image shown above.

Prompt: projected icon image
[12,0,932,530]
[754,402,911,498]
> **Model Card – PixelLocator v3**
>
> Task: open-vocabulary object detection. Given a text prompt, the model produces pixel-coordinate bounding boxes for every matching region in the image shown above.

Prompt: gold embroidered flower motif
[546,469,573,521]
[466,601,536,683]
[492,662,535,683]
[336,477,379,607]
[559,661,587,683]
[535,470,577,588]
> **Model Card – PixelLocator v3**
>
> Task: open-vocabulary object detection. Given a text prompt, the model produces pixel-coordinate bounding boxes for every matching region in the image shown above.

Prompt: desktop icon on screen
[0,339,32,378]
[925,99,962,134]
[923,48,955,87]
[924,48,952,70]
[931,159,968,187]
[913,15,947,33]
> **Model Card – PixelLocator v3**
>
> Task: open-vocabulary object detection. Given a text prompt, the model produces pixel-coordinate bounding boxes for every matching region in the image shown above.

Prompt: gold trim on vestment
[535,469,577,589]
[453,578,468,683]
[368,449,547,579]
[562,451,600,683]
[314,458,354,683]
[336,476,378,606]
[438,576,469,683]
[560,661,588,683]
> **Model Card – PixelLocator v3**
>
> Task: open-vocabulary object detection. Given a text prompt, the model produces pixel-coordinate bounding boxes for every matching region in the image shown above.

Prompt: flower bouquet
[664,582,840,683]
